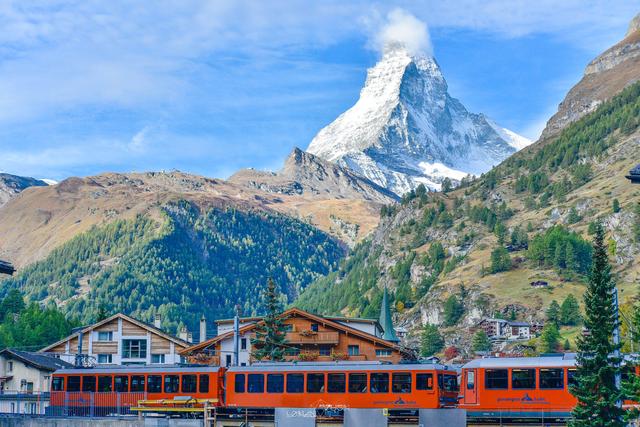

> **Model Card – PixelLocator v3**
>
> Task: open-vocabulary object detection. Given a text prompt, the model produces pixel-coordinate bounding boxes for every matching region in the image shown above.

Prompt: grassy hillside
[1,201,345,334]
[296,81,640,352]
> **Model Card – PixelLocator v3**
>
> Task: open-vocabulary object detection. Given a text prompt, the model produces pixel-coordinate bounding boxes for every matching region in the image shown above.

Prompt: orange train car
[458,354,579,422]
[49,365,224,416]
[225,362,459,410]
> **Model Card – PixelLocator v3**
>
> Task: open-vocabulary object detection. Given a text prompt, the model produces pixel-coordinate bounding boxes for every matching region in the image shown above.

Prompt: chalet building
[0,259,15,275]
[475,318,534,341]
[40,313,189,366]
[181,307,412,366]
[626,164,640,184]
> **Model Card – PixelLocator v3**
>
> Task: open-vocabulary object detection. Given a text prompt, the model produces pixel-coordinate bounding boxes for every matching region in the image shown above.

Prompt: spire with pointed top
[379,287,400,343]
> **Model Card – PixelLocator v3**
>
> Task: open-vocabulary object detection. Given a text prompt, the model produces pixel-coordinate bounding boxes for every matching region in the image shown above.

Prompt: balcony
[285,331,339,345]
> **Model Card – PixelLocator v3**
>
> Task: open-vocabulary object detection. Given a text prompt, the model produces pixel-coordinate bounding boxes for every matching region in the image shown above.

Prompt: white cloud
[371,9,432,56]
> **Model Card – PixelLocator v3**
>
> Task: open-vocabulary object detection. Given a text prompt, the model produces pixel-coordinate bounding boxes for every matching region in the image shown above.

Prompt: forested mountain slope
[296,80,640,351]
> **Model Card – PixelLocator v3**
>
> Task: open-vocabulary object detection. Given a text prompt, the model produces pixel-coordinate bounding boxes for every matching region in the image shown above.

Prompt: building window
[241,338,247,350]
[226,354,232,366]
[151,354,165,364]
[375,349,392,357]
[286,374,304,393]
[284,324,294,332]
[348,373,367,393]
[97,331,113,341]
[348,345,359,356]
[267,374,284,393]
[182,375,197,393]
[319,345,331,356]
[370,373,389,393]
[97,354,112,364]
[307,373,324,393]
[122,339,147,359]
[512,369,536,389]
[7,361,12,372]
[392,373,412,393]
[540,369,564,389]
[327,373,346,393]
[485,369,508,389]
[416,373,433,390]
[310,323,319,332]
[147,375,162,393]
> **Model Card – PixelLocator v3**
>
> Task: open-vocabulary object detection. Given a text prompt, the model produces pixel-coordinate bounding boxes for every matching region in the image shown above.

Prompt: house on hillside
[40,313,190,366]
[181,307,413,366]
[475,318,534,341]
[626,164,640,184]
[0,349,72,414]
[0,259,15,275]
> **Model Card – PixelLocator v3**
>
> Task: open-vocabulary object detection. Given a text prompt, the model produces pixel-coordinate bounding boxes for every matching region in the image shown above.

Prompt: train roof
[227,361,455,373]
[462,354,576,369]
[54,365,221,375]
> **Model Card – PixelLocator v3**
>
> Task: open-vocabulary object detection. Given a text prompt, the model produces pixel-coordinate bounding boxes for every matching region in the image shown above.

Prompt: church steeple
[379,287,400,343]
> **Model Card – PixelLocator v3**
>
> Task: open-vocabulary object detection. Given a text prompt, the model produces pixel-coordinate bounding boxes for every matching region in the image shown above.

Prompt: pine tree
[471,330,492,353]
[564,339,571,351]
[560,294,582,326]
[570,222,624,426]
[443,295,464,326]
[539,323,560,353]
[612,199,620,213]
[251,278,289,361]
[420,324,444,357]
[546,300,561,327]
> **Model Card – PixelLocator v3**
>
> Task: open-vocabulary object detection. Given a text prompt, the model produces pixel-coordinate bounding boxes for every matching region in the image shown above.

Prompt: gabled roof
[0,260,15,275]
[40,313,189,352]
[181,307,410,357]
[0,349,73,371]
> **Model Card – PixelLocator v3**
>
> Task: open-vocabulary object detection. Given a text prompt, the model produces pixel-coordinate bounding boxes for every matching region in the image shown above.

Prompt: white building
[476,318,532,341]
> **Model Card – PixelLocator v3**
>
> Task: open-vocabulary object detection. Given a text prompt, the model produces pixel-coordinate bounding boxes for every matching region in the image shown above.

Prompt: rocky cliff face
[307,46,530,196]
[0,173,48,207]
[541,13,640,138]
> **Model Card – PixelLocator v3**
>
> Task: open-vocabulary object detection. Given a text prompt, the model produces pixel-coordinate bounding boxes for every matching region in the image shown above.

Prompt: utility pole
[613,287,622,408]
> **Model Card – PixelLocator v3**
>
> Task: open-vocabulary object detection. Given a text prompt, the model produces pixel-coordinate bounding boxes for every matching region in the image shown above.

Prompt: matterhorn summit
[307,44,531,196]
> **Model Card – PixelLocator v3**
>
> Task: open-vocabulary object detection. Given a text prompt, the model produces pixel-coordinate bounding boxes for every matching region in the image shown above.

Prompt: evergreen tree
[443,295,464,326]
[471,330,492,353]
[560,294,582,326]
[546,300,561,327]
[96,304,109,322]
[570,223,624,426]
[441,178,452,193]
[0,289,26,322]
[612,199,621,213]
[420,324,444,357]
[490,247,511,273]
[251,278,289,361]
[564,339,571,351]
[539,323,560,353]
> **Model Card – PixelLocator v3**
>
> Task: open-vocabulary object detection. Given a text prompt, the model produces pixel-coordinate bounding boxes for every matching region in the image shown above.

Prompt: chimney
[199,315,207,343]
[179,326,188,342]
[154,314,161,329]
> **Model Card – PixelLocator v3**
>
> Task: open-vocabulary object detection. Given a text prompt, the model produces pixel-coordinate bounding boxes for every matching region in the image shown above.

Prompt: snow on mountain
[307,46,532,195]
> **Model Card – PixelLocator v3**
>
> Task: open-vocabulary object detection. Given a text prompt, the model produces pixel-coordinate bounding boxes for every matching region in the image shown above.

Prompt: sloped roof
[40,312,189,352]
[0,349,73,371]
[181,307,410,357]
[0,260,15,275]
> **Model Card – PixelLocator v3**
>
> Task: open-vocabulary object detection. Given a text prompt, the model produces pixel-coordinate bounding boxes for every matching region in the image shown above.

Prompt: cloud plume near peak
[372,9,432,56]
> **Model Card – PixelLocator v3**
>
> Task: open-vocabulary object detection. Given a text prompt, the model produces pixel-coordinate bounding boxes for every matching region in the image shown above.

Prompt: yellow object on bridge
[132,397,218,414]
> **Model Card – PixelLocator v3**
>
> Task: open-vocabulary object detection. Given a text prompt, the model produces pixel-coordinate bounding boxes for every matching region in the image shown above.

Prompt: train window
[131,375,145,392]
[466,371,475,390]
[370,373,389,393]
[234,374,245,393]
[68,376,80,392]
[52,377,64,392]
[392,373,412,393]
[286,374,304,393]
[98,376,112,392]
[267,374,284,393]
[416,373,433,390]
[115,376,129,392]
[82,376,96,392]
[438,374,458,392]
[348,373,367,393]
[199,375,209,393]
[567,369,577,387]
[307,373,325,393]
[248,374,264,393]
[540,369,564,389]
[328,373,346,393]
[147,375,162,393]
[182,375,197,393]
[512,369,536,389]
[485,369,508,389]
[164,375,179,393]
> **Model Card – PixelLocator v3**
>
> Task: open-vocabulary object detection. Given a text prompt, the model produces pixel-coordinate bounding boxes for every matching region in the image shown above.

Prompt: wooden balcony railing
[285,331,340,344]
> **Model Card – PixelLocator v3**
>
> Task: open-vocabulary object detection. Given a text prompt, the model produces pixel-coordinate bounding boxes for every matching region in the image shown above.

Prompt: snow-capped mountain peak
[307,46,531,195]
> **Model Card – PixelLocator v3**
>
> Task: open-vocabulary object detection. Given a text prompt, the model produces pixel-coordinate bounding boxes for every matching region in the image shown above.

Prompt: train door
[463,369,477,404]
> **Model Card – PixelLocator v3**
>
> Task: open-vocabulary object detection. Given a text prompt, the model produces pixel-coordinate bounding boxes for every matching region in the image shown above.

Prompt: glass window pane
[540,369,564,389]
[467,371,475,390]
[248,374,264,393]
[286,374,304,393]
[512,369,536,389]
[348,373,367,393]
[114,376,129,392]
[392,373,412,393]
[98,376,112,392]
[82,376,96,392]
[234,374,245,393]
[182,375,197,393]
[485,369,508,389]
[164,375,179,393]
[370,373,389,393]
[328,373,346,393]
[130,375,145,392]
[307,373,325,393]
[416,373,433,390]
[267,374,284,393]
[438,374,458,392]
[147,375,162,393]
[567,369,577,387]
[199,375,209,393]
[52,377,65,392]
[68,376,80,392]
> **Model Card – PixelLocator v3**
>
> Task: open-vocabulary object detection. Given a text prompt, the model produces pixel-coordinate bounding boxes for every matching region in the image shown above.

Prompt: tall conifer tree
[570,223,623,426]
[251,278,289,361]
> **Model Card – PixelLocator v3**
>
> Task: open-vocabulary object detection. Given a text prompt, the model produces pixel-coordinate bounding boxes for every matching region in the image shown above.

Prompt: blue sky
[0,1,638,181]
